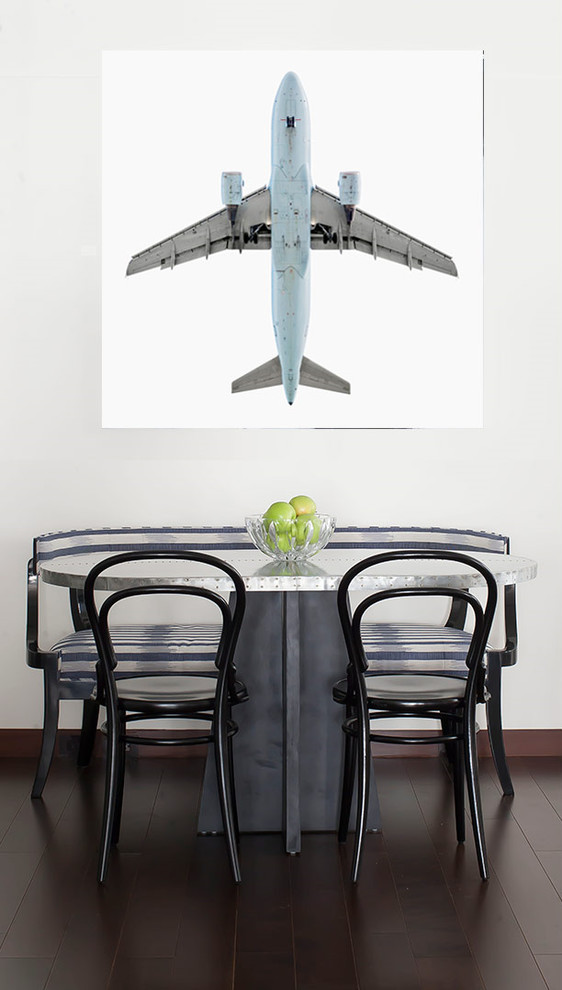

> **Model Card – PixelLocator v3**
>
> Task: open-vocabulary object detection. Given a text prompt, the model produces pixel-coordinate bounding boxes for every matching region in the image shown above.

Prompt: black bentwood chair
[334,551,497,883]
[83,551,247,884]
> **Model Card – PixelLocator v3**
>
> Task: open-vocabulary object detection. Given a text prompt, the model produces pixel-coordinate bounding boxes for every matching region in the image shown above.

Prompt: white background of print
[102,50,483,428]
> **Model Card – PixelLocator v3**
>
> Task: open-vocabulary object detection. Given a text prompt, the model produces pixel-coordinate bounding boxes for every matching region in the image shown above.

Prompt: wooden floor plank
[346,929,421,990]
[0,760,38,842]
[0,762,106,958]
[0,759,79,856]
[536,955,562,990]
[527,757,562,819]
[107,957,176,990]
[489,759,562,852]
[44,854,140,990]
[416,955,485,990]
[0,755,559,990]
[406,756,552,990]
[290,833,358,990]
[115,759,204,960]
[372,759,476,974]
[536,851,562,897]
[0,852,43,942]
[0,957,53,990]
[170,835,238,990]
[234,833,294,990]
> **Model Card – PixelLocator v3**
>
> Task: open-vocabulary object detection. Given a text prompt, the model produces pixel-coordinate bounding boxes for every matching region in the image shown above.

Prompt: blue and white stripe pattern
[36,526,507,693]
[361,622,473,674]
[34,527,254,564]
[33,525,508,565]
[328,526,508,555]
[52,623,222,700]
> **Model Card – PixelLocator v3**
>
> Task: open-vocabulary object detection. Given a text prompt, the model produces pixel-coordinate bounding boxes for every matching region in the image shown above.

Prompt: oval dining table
[40,548,537,854]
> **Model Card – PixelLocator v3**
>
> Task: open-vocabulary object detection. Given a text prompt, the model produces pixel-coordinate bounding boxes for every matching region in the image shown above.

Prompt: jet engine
[221,171,243,222]
[338,171,361,223]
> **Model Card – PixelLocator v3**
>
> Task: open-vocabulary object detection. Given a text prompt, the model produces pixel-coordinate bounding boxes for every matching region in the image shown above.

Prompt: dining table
[39,542,537,854]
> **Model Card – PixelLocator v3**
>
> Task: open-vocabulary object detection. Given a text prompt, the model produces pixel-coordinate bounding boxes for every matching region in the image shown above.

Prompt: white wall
[1,0,560,730]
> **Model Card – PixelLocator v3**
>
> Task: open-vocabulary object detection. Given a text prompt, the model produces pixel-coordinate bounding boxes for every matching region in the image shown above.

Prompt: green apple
[263,501,296,531]
[290,494,317,516]
[294,513,321,546]
[266,525,295,553]
[274,531,293,553]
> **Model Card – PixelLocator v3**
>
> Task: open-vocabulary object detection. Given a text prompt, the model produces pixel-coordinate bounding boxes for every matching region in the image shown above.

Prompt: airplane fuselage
[270,73,312,404]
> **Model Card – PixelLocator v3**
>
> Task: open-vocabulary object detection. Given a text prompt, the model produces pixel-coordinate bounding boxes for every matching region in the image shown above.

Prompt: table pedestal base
[198,591,381,852]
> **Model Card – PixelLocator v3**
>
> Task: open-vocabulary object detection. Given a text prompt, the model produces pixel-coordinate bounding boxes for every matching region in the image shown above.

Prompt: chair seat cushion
[362,622,472,672]
[115,674,248,706]
[334,673,468,704]
[51,623,223,699]
[364,673,468,702]
[116,673,219,704]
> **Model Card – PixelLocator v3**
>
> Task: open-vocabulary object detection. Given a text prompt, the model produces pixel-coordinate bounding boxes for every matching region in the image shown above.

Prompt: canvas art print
[102,50,483,428]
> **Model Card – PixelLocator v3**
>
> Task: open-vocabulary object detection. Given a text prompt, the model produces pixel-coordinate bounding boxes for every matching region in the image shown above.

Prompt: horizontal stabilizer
[299,357,350,394]
[232,355,351,395]
[232,357,283,393]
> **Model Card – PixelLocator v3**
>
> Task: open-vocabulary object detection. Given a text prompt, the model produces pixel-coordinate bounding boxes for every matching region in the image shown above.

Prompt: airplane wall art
[126,71,458,406]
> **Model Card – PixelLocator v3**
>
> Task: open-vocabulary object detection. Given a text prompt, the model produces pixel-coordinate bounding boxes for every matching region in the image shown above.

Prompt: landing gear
[244,224,266,245]
[317,224,339,246]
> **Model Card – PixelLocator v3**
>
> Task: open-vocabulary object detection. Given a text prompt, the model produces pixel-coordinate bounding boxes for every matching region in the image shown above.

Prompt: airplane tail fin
[231,355,350,395]
[299,357,350,394]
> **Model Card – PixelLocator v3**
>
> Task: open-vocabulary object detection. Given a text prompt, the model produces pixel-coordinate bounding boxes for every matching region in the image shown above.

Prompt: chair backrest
[337,550,498,701]
[82,550,246,708]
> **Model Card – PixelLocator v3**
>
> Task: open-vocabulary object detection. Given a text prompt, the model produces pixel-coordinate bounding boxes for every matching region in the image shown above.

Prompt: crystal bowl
[245,514,336,562]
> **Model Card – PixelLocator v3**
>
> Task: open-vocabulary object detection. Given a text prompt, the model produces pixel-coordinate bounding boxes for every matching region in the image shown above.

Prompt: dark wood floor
[0,754,561,990]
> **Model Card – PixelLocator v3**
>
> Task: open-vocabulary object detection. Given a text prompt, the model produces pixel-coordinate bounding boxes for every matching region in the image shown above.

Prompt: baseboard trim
[0,728,207,759]
[0,728,561,759]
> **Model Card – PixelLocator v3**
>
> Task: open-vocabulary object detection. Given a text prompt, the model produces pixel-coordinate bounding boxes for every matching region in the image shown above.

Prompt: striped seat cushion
[361,622,473,674]
[51,623,222,699]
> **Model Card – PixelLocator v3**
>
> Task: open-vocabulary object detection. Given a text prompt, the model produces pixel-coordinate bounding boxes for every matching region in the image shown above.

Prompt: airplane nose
[280,70,302,92]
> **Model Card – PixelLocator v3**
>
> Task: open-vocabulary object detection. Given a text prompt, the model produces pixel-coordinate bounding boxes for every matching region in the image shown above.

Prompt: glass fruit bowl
[245,513,336,562]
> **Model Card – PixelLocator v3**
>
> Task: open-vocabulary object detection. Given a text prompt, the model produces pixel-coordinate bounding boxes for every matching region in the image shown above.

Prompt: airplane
[126,71,458,405]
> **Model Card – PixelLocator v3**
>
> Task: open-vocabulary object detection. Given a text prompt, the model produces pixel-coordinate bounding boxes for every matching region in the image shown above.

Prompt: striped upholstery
[34,527,254,564]
[34,530,247,701]
[33,525,509,564]
[328,527,508,555]
[361,622,473,674]
[52,623,222,699]
[333,528,507,678]
[37,526,507,691]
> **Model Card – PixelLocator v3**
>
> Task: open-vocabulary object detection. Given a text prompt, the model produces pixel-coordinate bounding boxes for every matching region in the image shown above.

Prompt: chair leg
[440,715,456,766]
[338,728,357,842]
[31,664,60,799]
[452,731,466,843]
[110,713,127,845]
[98,705,120,884]
[77,699,100,767]
[214,711,241,884]
[486,654,514,796]
[351,706,370,884]
[463,709,489,881]
[227,730,240,845]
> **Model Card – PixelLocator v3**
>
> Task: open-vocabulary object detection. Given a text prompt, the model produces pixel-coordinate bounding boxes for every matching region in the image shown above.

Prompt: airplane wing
[126,187,271,276]
[310,186,457,277]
